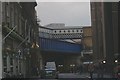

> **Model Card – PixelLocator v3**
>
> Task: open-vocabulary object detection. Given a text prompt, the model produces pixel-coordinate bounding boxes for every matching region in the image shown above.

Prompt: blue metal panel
[39,37,83,54]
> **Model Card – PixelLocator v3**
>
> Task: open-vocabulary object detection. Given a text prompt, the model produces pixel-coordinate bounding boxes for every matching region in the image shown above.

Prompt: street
[1,1,119,79]
[58,72,113,79]
[58,73,89,78]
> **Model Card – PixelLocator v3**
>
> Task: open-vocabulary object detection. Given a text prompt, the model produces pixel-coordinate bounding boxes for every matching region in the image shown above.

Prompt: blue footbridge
[39,27,83,72]
[39,37,83,54]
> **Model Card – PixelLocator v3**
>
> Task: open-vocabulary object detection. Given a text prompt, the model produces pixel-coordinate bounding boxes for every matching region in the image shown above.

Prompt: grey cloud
[35,2,91,26]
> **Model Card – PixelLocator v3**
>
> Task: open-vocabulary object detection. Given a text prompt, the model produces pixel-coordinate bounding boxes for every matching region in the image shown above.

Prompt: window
[59,30,61,33]
[11,3,15,28]
[6,2,10,27]
[76,30,79,32]
[6,3,9,17]
[4,68,7,72]
[10,67,13,72]
[3,57,7,66]
[10,58,13,65]
[54,31,56,33]
[81,30,83,32]
[14,4,19,32]
[72,30,74,32]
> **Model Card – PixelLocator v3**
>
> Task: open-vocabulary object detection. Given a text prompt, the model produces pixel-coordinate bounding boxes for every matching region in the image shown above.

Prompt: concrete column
[0,1,2,78]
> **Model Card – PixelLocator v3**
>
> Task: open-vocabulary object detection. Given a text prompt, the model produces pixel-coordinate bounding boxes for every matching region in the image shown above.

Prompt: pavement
[26,72,115,79]
[76,72,114,78]
[58,73,86,78]
[58,72,113,78]
[75,73,90,78]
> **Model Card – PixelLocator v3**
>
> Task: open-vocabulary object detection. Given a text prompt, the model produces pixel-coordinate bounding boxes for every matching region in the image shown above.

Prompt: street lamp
[115,60,118,63]
[70,64,75,73]
[31,42,39,48]
[70,64,72,67]
[58,65,63,67]
[114,53,119,63]
[102,60,106,64]
[73,64,75,67]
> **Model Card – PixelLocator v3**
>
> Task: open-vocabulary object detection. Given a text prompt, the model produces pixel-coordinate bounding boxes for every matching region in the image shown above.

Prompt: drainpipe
[0,1,2,78]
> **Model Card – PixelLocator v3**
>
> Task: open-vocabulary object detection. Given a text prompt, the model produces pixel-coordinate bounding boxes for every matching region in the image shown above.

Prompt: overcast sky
[35,2,91,26]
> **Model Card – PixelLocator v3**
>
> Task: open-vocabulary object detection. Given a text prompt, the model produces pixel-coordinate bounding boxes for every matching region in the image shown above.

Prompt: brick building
[2,2,41,78]
[81,27,93,63]
[91,2,119,74]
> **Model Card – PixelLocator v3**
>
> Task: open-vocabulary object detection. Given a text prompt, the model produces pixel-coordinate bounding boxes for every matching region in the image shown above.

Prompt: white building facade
[39,23,83,40]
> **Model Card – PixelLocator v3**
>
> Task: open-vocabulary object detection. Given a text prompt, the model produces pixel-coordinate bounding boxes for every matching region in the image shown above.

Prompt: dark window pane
[10,58,13,65]
[4,68,7,72]
[10,67,13,72]
[3,57,7,66]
